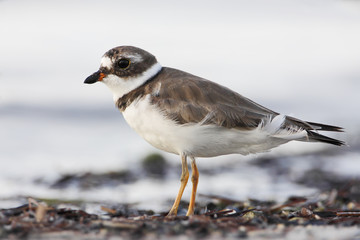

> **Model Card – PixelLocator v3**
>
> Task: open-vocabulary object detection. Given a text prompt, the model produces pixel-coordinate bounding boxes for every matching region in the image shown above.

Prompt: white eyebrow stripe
[100,53,144,69]
[126,53,143,63]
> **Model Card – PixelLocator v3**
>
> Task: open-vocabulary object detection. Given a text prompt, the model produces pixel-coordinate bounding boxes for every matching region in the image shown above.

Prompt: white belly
[122,96,291,157]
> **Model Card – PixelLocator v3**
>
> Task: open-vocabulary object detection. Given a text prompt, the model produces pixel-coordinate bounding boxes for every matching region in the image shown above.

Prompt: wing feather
[151,67,277,129]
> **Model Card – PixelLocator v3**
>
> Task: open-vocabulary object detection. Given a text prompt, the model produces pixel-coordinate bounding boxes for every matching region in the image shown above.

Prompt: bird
[84,46,345,216]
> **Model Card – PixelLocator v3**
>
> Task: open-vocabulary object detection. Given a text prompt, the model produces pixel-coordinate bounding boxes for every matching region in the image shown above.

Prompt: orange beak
[99,72,106,81]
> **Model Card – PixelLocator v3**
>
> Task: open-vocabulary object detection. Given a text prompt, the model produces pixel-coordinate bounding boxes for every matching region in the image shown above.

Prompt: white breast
[122,95,187,155]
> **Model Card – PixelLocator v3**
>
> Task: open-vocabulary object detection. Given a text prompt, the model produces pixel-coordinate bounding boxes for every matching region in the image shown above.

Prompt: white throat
[102,62,162,102]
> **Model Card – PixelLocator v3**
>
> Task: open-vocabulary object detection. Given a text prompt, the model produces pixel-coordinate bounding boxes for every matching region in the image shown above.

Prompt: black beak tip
[84,72,100,84]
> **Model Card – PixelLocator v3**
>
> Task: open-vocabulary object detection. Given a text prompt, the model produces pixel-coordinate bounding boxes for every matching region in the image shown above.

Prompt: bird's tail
[285,117,346,146]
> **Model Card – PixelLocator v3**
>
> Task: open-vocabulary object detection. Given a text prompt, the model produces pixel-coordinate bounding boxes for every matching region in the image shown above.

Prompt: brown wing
[150,67,278,129]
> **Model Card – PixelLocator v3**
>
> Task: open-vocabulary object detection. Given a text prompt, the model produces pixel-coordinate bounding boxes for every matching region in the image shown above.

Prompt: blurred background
[0,0,359,213]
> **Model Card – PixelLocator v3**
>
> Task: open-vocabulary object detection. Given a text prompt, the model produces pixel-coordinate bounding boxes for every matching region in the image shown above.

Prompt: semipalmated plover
[84,46,344,216]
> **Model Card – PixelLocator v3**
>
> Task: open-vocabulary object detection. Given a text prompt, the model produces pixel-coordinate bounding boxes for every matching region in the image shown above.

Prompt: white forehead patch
[100,56,113,69]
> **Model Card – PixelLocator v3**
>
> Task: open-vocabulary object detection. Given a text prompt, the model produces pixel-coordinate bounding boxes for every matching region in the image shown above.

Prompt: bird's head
[84,46,162,101]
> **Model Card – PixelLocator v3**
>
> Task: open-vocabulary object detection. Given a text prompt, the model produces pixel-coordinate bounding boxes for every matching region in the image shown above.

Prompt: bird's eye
[117,59,130,69]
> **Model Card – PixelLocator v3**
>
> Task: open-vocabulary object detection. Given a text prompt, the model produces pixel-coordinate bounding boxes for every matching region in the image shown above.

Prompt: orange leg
[167,155,189,216]
[186,157,199,216]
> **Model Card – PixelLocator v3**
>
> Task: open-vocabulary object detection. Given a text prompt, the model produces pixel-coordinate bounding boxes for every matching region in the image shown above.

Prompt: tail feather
[306,131,345,146]
[281,116,345,146]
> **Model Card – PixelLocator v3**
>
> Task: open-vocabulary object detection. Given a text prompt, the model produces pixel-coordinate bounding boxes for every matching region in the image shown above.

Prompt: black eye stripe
[117,59,130,69]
